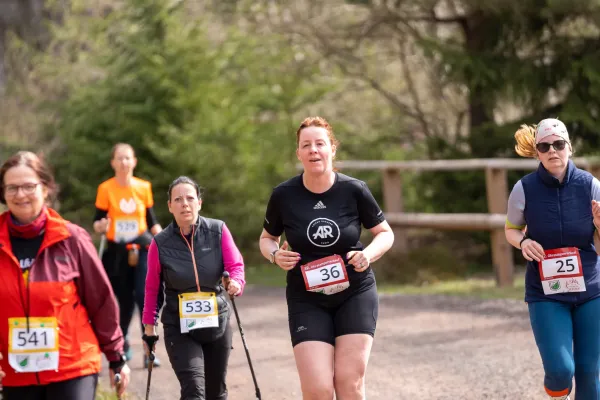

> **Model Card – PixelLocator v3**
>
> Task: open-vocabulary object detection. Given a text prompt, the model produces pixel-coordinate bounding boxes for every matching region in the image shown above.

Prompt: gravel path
[99,286,545,400]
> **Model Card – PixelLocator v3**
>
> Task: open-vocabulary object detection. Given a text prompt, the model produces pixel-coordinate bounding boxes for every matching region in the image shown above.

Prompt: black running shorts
[287,274,379,347]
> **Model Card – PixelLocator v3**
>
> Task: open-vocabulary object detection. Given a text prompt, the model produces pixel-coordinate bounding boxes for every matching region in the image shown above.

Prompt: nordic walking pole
[222,272,262,399]
[114,372,122,400]
[142,334,159,400]
[98,234,107,258]
[145,352,154,400]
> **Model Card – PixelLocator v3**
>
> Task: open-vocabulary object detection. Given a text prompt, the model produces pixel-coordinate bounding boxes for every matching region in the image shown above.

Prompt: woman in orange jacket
[0,151,130,399]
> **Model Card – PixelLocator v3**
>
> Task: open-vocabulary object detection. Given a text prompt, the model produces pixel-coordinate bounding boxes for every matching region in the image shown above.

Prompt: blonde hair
[514,124,537,158]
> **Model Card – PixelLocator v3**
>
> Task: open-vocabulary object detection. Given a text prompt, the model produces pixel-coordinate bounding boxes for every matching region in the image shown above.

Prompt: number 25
[557,259,575,273]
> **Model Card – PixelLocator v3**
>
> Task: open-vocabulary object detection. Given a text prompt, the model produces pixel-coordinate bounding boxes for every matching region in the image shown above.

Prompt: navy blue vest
[154,216,229,327]
[522,160,600,303]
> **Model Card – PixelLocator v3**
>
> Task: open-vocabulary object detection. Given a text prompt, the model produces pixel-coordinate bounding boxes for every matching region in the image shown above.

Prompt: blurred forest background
[2,0,600,283]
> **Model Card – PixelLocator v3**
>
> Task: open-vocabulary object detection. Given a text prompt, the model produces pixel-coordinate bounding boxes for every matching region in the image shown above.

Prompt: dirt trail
[99,286,544,400]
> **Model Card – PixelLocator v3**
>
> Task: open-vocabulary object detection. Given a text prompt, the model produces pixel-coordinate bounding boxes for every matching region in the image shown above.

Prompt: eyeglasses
[3,183,41,196]
[536,140,567,153]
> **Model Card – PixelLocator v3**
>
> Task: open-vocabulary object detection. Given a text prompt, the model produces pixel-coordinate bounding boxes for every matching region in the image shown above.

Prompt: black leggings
[2,374,98,400]
[102,242,153,340]
[287,276,379,346]
[164,323,233,400]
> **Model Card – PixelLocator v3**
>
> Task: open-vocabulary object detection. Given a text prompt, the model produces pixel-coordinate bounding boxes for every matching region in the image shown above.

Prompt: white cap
[535,118,570,144]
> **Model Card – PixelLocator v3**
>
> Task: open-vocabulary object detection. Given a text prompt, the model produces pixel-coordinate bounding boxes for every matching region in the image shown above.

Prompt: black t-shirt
[263,173,385,290]
[10,234,44,275]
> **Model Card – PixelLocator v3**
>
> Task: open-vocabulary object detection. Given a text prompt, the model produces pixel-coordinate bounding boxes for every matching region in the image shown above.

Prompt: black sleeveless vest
[154,216,229,328]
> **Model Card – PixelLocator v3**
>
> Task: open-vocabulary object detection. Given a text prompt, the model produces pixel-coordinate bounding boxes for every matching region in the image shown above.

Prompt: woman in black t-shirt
[259,116,395,399]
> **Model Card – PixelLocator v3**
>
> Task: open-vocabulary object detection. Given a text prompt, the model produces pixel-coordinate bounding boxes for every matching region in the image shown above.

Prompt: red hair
[295,117,339,148]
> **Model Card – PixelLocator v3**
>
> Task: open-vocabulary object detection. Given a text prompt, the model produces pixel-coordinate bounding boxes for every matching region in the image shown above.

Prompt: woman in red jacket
[0,151,130,399]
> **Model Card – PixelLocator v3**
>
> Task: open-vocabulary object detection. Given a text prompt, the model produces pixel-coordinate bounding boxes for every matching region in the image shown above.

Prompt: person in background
[93,143,163,368]
[0,151,130,399]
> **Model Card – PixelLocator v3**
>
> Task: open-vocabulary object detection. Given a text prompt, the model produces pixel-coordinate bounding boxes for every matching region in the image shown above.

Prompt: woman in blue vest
[506,118,600,400]
[141,176,246,400]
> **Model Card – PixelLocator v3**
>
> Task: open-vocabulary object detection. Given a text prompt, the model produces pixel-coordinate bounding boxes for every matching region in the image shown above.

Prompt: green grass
[95,388,118,400]
[378,275,526,300]
[245,265,526,301]
[245,264,287,287]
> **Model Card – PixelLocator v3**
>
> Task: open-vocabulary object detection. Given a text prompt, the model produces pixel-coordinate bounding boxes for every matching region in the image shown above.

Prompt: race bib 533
[178,292,219,333]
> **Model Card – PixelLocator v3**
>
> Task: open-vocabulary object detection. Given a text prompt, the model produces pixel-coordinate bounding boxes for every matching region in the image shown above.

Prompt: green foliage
[391,0,600,249]
[43,0,333,249]
[415,0,600,153]
[6,0,600,281]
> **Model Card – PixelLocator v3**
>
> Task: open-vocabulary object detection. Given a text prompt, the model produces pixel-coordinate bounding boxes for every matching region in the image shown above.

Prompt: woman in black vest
[142,176,246,400]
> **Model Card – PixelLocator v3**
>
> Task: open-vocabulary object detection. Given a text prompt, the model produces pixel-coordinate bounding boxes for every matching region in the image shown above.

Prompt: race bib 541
[8,317,59,372]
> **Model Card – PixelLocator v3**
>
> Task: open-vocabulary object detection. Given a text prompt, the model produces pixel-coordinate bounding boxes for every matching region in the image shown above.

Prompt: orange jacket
[0,208,124,386]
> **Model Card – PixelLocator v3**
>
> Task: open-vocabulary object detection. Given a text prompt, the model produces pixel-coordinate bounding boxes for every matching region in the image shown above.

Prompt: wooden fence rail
[313,157,600,287]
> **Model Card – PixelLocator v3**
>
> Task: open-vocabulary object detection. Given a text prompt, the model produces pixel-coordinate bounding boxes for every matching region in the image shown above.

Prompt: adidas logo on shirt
[313,201,326,210]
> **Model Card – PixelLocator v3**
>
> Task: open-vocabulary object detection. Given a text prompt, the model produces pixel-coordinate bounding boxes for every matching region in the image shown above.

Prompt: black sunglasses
[536,140,567,153]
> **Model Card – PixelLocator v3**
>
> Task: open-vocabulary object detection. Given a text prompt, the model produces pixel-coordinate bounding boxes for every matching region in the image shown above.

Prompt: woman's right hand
[521,238,545,262]
[142,325,159,356]
[274,241,301,271]
[0,352,6,383]
[93,218,110,234]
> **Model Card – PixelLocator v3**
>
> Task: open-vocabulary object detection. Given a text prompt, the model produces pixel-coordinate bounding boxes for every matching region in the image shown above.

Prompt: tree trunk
[463,12,497,157]
[0,24,5,95]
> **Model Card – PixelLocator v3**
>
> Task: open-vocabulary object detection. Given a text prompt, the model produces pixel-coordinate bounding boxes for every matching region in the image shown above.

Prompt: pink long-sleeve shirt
[142,223,246,325]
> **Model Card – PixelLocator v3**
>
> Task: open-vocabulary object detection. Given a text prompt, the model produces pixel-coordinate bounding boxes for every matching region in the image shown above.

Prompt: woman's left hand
[347,251,371,272]
[227,279,242,296]
[109,363,130,397]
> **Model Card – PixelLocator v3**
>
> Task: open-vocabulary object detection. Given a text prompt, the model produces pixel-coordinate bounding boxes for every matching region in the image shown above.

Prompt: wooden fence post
[485,168,514,287]
[382,168,407,253]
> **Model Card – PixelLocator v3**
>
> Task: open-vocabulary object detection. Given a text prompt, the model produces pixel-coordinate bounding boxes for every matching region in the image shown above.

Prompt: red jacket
[0,208,124,386]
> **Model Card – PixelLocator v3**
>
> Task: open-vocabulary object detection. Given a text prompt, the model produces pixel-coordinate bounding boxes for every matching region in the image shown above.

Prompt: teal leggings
[529,297,600,399]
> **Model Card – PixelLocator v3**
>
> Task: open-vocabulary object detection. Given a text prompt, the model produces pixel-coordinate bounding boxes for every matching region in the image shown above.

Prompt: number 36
[320,266,341,281]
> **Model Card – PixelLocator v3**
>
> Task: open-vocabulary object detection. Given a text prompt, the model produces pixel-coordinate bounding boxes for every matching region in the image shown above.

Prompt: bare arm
[259,229,281,261]
[505,225,545,262]
[505,226,526,250]
[362,221,394,263]
[259,229,300,270]
[347,221,394,271]
[592,199,600,254]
